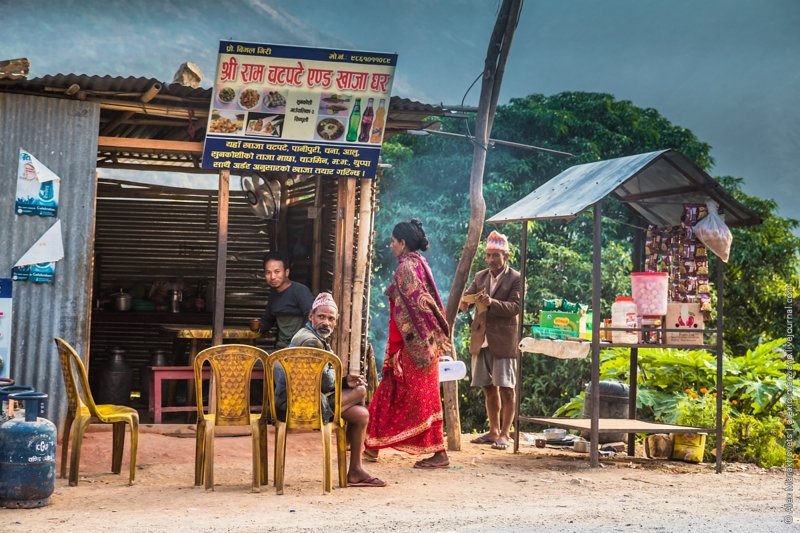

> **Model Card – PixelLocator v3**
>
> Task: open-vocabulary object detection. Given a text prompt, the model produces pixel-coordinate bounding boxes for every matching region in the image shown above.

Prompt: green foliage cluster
[554,339,798,467]
[368,91,800,454]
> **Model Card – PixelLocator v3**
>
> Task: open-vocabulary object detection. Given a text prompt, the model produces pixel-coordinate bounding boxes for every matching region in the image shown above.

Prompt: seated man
[274,292,386,488]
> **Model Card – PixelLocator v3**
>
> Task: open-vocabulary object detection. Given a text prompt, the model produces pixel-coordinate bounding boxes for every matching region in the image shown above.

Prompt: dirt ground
[1,425,794,532]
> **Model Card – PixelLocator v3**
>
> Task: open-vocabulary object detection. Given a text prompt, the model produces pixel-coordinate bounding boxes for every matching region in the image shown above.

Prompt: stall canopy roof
[487,149,762,228]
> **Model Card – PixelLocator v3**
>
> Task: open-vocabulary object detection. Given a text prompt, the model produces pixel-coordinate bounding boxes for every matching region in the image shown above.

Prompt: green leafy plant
[723,414,786,468]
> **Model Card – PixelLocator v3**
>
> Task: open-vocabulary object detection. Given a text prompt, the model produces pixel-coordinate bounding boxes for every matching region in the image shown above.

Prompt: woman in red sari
[365,218,452,469]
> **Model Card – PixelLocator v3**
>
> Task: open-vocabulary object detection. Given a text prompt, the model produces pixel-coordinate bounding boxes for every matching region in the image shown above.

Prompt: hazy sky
[3,0,798,224]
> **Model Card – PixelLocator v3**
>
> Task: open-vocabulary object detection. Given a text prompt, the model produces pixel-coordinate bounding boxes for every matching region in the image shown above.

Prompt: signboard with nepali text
[202,40,397,179]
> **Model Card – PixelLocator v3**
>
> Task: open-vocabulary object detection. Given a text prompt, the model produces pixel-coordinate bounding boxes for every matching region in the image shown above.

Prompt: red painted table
[148,366,265,424]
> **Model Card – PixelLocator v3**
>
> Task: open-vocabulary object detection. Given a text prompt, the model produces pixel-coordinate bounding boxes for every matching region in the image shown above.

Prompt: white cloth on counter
[518,337,591,359]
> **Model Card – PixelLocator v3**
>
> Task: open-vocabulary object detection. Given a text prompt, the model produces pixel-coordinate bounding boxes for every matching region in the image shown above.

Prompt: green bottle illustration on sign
[346,97,361,142]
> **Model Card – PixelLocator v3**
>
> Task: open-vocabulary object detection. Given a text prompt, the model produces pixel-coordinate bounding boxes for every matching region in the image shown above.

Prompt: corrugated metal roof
[487,149,762,227]
[0,74,445,171]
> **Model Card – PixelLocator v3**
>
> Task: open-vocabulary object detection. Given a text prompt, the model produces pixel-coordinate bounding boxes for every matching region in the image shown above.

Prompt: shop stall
[487,149,762,472]
[0,71,446,430]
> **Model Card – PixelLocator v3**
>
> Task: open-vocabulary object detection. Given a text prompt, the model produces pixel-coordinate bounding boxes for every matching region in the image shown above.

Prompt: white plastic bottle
[611,296,639,344]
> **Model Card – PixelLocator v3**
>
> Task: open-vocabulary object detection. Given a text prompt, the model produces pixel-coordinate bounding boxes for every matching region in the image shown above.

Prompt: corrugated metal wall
[0,94,99,432]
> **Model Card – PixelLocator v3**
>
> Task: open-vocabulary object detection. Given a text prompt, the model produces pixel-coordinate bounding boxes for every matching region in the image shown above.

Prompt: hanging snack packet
[693,200,733,263]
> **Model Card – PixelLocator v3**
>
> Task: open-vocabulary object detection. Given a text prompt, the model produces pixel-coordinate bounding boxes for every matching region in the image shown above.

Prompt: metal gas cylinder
[0,391,57,508]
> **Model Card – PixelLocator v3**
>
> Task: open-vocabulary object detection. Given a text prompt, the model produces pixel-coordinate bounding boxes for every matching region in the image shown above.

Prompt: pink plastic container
[631,272,669,316]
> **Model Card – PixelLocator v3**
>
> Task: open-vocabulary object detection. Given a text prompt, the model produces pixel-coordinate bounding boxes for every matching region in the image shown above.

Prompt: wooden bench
[148,365,265,424]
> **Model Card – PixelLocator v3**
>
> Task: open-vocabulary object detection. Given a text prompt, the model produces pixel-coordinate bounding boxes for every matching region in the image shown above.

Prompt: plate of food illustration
[262,90,287,111]
[209,110,244,134]
[319,93,352,116]
[316,117,345,141]
[238,88,261,110]
[216,85,236,106]
[247,114,283,137]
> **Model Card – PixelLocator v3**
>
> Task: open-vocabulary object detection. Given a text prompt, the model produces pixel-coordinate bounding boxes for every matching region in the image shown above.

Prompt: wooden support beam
[620,185,707,202]
[348,178,374,375]
[213,170,230,346]
[311,176,324,294]
[332,178,355,360]
[100,83,162,135]
[97,136,203,154]
[97,99,208,119]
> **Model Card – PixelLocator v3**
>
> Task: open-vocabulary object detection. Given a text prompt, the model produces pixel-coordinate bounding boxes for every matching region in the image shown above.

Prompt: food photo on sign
[208,109,245,135]
[246,113,284,137]
[315,117,346,141]
[318,93,351,116]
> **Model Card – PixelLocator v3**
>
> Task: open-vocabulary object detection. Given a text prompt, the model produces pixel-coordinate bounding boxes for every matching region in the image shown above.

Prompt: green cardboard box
[538,310,587,337]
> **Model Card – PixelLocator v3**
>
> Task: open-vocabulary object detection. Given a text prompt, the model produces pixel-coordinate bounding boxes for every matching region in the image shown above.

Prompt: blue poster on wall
[15,148,60,217]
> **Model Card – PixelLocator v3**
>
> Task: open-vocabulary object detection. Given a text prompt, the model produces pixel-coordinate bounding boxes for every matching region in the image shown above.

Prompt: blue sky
[4,0,798,225]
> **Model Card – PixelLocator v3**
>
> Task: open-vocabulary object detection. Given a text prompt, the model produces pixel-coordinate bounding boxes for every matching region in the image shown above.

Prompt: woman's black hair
[392,218,429,252]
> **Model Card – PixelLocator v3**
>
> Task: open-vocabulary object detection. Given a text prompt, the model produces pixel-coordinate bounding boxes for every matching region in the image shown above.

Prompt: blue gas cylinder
[0,391,57,508]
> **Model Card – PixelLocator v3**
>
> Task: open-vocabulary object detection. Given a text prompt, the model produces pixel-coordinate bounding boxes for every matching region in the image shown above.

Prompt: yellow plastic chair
[266,346,347,495]
[193,344,269,492]
[54,337,139,486]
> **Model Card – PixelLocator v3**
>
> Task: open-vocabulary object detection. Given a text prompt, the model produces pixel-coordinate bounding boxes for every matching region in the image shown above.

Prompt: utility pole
[442,0,524,451]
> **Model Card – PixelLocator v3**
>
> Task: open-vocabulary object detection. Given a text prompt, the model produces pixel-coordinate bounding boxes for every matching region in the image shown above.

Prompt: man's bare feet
[348,465,386,487]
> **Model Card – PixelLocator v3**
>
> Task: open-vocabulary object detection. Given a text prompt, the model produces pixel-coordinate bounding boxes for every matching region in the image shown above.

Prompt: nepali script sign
[202,41,397,179]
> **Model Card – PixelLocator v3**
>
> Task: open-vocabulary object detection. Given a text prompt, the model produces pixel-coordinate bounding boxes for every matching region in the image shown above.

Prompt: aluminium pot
[113,290,132,311]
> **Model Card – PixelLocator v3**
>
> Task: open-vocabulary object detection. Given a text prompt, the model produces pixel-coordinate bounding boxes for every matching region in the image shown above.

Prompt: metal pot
[573,439,590,453]
[113,290,132,311]
[544,428,567,441]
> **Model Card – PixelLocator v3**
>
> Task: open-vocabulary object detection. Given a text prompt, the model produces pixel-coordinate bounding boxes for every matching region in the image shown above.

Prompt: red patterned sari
[366,251,451,454]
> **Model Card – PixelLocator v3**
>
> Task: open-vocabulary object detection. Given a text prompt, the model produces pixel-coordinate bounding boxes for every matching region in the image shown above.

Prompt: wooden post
[512,221,528,454]
[212,170,230,346]
[210,170,230,415]
[590,200,603,467]
[277,175,289,252]
[311,176,323,294]
[333,178,356,360]
[347,178,374,375]
[442,0,523,452]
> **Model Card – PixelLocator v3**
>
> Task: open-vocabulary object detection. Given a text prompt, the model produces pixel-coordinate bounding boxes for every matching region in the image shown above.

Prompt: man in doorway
[258,251,314,349]
[459,230,521,450]
[276,292,386,487]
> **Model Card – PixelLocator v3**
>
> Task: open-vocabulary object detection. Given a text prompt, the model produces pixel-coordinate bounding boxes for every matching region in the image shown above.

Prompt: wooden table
[148,365,265,424]
[160,325,261,359]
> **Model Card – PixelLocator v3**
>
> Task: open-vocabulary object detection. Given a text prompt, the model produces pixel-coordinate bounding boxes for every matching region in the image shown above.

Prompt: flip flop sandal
[348,476,387,487]
[491,440,509,450]
[413,459,450,469]
[363,451,379,463]
[470,434,495,445]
